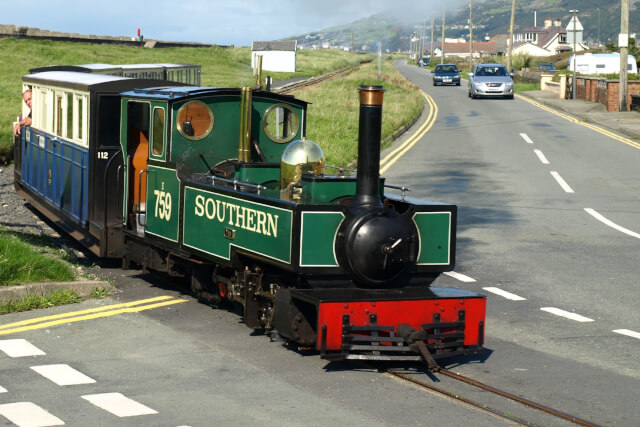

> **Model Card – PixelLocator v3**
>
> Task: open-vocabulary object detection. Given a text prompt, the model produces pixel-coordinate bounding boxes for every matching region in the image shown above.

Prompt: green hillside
[290,0,633,52]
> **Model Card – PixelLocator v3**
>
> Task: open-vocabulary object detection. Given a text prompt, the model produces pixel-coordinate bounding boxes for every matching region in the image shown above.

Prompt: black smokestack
[353,85,385,207]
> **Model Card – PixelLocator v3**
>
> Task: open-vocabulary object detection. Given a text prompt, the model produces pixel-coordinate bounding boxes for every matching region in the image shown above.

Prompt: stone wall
[0,24,223,49]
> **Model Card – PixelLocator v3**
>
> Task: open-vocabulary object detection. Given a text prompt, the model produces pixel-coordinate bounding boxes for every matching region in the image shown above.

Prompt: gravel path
[0,164,53,236]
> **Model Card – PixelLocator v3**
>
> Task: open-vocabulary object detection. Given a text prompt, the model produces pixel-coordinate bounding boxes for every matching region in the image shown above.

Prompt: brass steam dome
[280,139,325,199]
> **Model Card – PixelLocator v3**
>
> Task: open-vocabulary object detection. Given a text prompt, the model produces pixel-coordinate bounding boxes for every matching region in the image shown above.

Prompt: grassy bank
[0,38,373,161]
[0,230,77,285]
[292,60,424,166]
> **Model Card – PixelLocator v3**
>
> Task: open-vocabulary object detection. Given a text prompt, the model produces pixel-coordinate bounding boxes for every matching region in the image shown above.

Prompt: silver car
[468,63,514,99]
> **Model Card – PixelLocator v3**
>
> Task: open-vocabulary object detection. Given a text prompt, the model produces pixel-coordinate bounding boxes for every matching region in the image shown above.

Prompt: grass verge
[0,230,77,286]
[0,289,81,314]
[292,60,424,166]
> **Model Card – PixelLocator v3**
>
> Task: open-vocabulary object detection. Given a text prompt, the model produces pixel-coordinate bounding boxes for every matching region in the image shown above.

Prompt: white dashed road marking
[550,171,575,193]
[482,287,526,301]
[520,133,534,144]
[0,339,46,357]
[584,208,640,239]
[613,329,640,340]
[443,271,476,282]
[534,149,550,164]
[541,307,594,322]
[0,385,6,393]
[82,392,158,417]
[31,364,96,386]
[0,402,64,427]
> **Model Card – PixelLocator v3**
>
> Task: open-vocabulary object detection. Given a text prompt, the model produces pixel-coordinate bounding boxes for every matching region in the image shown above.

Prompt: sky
[3,0,454,46]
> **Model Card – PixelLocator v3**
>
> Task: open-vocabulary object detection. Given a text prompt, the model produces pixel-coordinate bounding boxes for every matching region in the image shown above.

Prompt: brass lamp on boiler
[279,138,325,201]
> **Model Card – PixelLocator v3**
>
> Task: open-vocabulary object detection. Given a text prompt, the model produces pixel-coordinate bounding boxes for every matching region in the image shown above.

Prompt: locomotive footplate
[280,287,486,365]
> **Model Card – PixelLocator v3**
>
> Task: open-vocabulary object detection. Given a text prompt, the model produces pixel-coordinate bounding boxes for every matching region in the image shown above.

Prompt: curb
[0,280,115,304]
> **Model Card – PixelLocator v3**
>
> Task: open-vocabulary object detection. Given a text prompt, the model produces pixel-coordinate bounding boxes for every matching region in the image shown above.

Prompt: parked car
[538,63,557,73]
[468,63,514,99]
[418,56,430,67]
[432,64,460,86]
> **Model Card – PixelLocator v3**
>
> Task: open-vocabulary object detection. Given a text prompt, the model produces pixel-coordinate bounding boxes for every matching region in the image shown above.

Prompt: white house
[513,16,587,57]
[251,40,297,73]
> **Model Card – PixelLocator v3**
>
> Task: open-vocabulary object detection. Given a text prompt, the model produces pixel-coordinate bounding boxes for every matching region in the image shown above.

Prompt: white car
[468,63,514,99]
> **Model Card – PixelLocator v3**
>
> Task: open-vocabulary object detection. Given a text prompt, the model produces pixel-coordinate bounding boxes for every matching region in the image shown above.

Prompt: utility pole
[469,0,474,72]
[441,8,446,64]
[620,0,629,111]
[430,16,435,61]
[507,0,516,72]
[597,8,601,45]
[570,9,578,100]
[351,30,354,53]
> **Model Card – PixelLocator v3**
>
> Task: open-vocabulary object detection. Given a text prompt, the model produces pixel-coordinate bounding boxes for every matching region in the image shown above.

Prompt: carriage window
[66,93,73,138]
[263,104,300,143]
[176,100,214,140]
[152,107,165,156]
[55,94,64,137]
[77,95,86,145]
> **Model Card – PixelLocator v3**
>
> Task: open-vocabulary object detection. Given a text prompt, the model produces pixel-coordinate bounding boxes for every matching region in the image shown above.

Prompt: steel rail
[388,370,534,426]
[388,368,603,427]
[436,370,602,427]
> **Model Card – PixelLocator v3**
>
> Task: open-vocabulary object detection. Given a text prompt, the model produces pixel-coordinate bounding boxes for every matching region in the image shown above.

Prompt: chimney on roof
[553,18,562,27]
[544,18,552,29]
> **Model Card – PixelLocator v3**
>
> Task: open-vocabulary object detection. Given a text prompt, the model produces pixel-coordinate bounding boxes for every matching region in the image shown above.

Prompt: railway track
[386,367,603,427]
[273,62,369,94]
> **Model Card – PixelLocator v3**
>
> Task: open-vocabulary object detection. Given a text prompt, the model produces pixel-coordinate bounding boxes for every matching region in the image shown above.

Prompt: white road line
[0,339,46,357]
[520,133,534,144]
[482,287,526,301]
[31,364,96,386]
[550,171,574,193]
[613,329,640,340]
[0,385,6,393]
[534,149,550,164]
[82,393,158,417]
[540,307,594,322]
[584,208,640,239]
[443,271,476,282]
[0,402,64,427]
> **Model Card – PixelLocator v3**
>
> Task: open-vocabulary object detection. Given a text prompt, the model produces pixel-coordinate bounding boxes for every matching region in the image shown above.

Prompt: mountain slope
[289,0,636,52]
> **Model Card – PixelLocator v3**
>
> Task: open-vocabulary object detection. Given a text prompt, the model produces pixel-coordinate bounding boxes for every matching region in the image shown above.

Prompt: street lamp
[570,9,578,100]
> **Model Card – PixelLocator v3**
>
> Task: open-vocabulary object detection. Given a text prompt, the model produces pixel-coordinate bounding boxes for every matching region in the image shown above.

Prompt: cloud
[3,0,470,46]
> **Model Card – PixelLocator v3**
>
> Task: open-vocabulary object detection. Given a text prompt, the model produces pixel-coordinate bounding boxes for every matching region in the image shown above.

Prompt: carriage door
[124,101,150,232]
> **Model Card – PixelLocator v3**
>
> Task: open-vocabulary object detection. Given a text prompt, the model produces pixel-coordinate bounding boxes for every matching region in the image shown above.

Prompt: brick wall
[571,76,640,111]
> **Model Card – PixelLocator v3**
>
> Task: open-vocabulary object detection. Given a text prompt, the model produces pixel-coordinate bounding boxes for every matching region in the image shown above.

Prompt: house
[251,40,297,73]
[514,16,586,57]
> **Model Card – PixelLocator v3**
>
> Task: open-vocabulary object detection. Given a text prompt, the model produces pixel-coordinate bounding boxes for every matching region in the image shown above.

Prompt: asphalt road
[388,60,640,425]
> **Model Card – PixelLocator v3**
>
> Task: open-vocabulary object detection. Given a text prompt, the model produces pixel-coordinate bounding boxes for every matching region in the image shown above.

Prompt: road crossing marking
[443,271,476,282]
[540,307,594,322]
[82,392,158,417]
[520,133,534,144]
[380,89,438,174]
[0,296,188,336]
[0,402,64,427]
[482,287,526,301]
[550,171,574,193]
[613,329,640,340]
[31,364,96,386]
[0,339,46,357]
[534,149,550,164]
[584,208,640,239]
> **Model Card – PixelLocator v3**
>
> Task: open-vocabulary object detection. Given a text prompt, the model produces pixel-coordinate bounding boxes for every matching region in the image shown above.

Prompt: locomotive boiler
[14,68,485,363]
